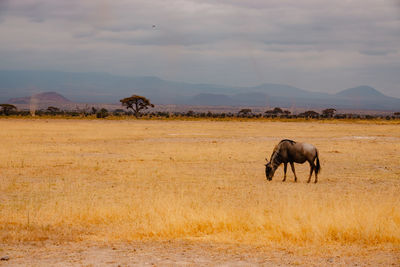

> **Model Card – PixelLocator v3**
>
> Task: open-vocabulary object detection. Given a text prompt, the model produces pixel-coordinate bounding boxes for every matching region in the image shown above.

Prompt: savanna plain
[0,118,399,266]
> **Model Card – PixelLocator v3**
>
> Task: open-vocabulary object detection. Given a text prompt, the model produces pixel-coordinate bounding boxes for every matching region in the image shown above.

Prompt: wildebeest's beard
[265,163,274,181]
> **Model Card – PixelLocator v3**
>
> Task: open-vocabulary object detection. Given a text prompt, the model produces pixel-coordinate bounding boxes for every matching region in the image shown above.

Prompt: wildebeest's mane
[270,139,295,162]
[279,139,296,145]
[269,139,296,162]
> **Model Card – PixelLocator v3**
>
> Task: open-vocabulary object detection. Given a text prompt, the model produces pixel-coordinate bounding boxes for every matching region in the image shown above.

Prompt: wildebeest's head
[265,161,275,181]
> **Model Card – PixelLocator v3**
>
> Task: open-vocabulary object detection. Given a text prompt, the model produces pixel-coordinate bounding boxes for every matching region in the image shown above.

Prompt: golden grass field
[0,118,399,251]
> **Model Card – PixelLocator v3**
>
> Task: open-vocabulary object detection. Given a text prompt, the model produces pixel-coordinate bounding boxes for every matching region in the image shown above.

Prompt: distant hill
[336,86,386,98]
[0,70,399,110]
[334,86,400,110]
[9,92,71,105]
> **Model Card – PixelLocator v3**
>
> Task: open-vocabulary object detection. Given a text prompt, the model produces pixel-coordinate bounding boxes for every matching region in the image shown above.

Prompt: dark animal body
[265,139,321,183]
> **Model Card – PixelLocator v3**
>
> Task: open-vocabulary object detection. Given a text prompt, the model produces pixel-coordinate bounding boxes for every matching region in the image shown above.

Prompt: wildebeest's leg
[314,164,318,183]
[307,161,314,183]
[283,163,287,182]
[290,162,297,182]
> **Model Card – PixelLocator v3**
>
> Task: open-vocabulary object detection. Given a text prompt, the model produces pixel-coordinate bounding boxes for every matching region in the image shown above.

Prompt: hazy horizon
[1,0,400,97]
[2,68,397,97]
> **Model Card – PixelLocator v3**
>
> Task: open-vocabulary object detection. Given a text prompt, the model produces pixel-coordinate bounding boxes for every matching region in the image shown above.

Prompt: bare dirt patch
[1,241,399,266]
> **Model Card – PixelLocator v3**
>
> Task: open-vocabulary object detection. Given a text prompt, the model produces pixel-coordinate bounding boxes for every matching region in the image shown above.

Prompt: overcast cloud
[0,0,399,96]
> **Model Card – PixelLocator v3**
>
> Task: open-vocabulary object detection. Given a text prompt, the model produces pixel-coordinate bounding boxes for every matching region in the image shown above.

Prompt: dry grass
[0,119,399,247]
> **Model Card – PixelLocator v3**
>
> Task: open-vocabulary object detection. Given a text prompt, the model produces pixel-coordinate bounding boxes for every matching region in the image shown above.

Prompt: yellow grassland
[0,119,399,246]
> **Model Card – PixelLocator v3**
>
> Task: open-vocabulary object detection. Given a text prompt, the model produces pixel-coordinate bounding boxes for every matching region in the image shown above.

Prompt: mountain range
[0,70,399,110]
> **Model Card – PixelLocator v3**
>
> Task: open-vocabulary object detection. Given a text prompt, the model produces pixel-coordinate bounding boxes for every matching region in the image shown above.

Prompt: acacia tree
[238,108,252,117]
[0,104,17,115]
[265,107,285,114]
[271,107,283,114]
[299,110,320,118]
[264,107,290,117]
[46,106,60,115]
[322,108,336,118]
[120,95,154,117]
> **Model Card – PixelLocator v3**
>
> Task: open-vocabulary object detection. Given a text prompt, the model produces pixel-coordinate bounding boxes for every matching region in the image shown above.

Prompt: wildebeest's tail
[315,150,321,174]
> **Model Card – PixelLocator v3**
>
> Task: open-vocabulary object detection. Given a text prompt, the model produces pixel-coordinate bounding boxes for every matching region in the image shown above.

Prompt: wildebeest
[265,139,320,183]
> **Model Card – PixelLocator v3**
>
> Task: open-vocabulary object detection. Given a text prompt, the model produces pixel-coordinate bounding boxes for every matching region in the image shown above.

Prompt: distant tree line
[1,106,399,120]
[1,94,400,120]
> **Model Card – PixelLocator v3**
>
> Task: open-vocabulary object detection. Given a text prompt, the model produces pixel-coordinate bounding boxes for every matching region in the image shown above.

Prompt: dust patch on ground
[1,241,399,266]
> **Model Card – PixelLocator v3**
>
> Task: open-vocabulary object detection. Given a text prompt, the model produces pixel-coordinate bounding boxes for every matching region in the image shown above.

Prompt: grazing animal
[265,139,320,183]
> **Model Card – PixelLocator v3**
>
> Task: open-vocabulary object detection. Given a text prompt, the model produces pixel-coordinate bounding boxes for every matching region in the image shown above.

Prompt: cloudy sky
[1,0,400,97]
